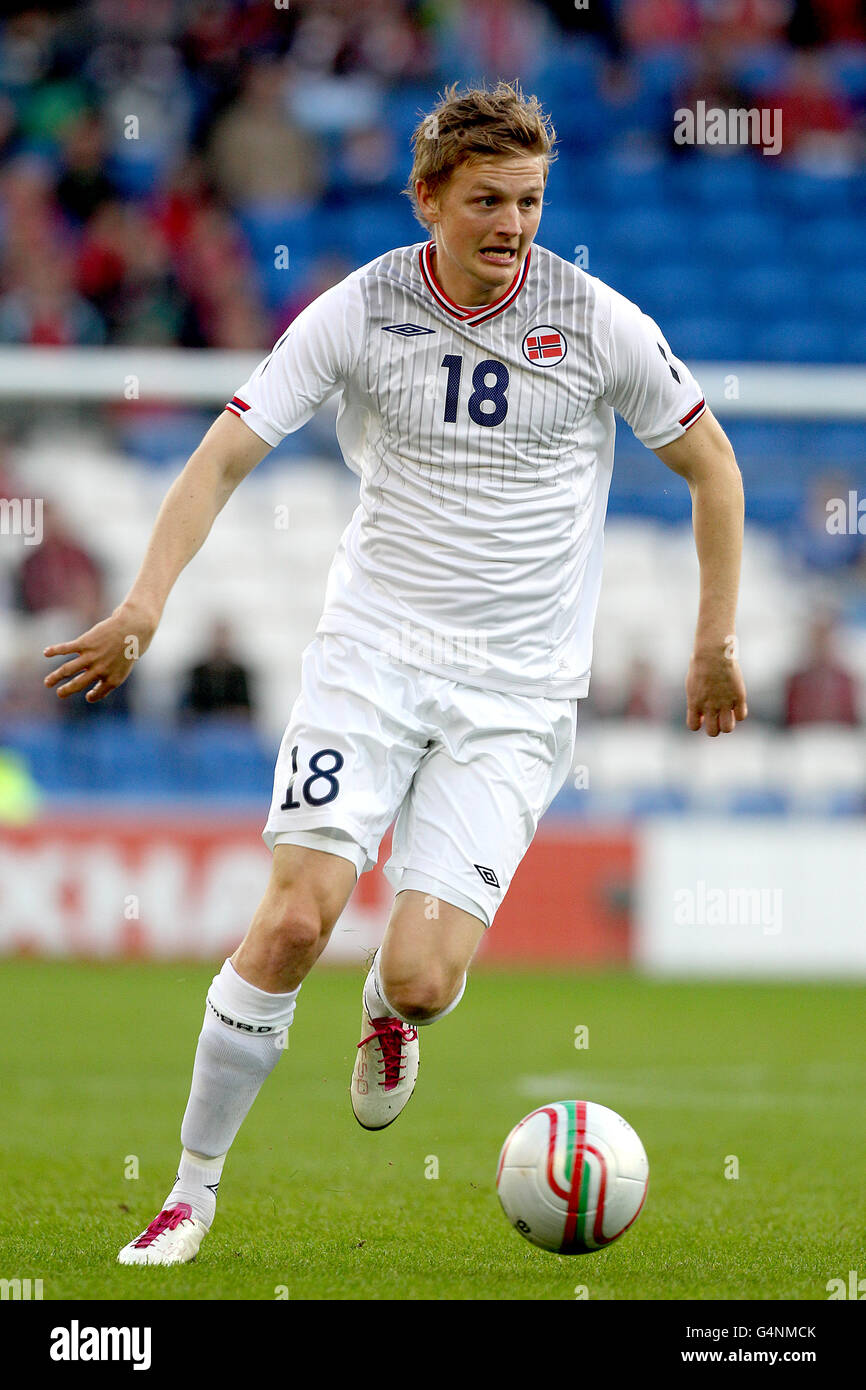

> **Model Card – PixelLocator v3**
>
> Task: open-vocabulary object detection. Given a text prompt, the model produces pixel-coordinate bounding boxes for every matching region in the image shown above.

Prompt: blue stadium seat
[790,217,866,267]
[624,262,723,319]
[183,723,274,797]
[608,485,691,523]
[725,420,805,462]
[548,785,598,817]
[258,251,317,312]
[750,318,845,363]
[824,268,866,322]
[604,206,693,261]
[52,725,102,791]
[105,152,166,200]
[829,46,866,100]
[730,44,791,94]
[534,40,605,101]
[742,487,802,526]
[552,95,610,149]
[759,167,852,217]
[538,204,602,265]
[826,790,866,816]
[850,172,866,214]
[681,154,762,208]
[727,264,815,317]
[383,87,430,139]
[763,420,866,472]
[842,323,866,364]
[3,720,281,798]
[341,197,420,263]
[237,203,322,264]
[693,209,784,262]
[590,155,669,211]
[661,314,753,359]
[727,790,790,815]
[2,722,67,790]
[539,67,604,115]
[808,422,866,462]
[547,152,602,204]
[633,46,692,100]
[599,86,669,143]
[118,411,215,467]
[628,789,689,817]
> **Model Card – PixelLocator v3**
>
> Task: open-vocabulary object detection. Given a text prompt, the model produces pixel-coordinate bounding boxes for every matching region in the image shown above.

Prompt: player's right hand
[43,603,156,703]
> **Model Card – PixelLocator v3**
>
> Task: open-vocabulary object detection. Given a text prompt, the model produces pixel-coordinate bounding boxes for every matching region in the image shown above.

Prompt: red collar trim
[418,241,531,326]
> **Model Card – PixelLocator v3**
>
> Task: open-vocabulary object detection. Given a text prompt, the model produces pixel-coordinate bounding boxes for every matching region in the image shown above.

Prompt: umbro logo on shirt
[475,864,500,889]
[657,342,681,383]
[383,323,436,336]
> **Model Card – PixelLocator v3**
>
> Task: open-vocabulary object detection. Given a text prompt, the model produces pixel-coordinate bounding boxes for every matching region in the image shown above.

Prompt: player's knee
[255,893,327,973]
[381,965,459,1022]
[268,846,350,937]
[278,903,326,953]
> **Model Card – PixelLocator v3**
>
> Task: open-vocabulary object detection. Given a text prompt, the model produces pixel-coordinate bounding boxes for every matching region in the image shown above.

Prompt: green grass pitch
[2,960,864,1301]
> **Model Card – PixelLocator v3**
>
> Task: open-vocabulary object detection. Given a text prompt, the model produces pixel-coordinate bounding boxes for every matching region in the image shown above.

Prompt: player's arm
[43,410,270,703]
[653,407,748,736]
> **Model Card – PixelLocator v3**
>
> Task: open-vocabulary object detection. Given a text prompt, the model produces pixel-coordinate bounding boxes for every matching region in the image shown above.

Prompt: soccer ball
[496,1100,649,1254]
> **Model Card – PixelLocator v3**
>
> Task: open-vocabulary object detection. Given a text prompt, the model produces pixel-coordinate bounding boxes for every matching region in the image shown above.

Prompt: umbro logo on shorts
[382,323,436,336]
[474,864,500,888]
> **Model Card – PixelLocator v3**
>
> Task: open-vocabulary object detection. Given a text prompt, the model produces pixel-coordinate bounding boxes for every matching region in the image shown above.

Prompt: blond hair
[404,79,557,229]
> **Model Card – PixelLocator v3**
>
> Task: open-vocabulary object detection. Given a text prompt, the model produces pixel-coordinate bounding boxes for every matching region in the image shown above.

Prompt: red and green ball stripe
[541,1100,646,1253]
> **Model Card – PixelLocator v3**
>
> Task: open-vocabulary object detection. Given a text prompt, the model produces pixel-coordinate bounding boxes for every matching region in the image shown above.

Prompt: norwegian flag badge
[522,325,567,367]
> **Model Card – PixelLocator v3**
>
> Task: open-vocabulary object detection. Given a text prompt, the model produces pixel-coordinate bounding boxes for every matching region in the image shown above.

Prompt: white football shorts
[262,633,578,928]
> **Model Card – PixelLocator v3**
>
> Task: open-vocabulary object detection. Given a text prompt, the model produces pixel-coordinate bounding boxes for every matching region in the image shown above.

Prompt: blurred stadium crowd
[1,0,866,350]
[0,0,864,812]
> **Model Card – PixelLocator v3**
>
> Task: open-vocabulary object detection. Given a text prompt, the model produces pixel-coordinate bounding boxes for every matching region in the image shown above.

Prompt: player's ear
[416,179,439,226]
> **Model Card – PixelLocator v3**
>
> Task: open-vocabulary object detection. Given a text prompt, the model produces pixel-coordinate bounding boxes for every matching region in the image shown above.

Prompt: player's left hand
[685,647,748,736]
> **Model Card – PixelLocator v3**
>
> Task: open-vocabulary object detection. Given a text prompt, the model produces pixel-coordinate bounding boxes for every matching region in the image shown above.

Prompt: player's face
[417,154,546,306]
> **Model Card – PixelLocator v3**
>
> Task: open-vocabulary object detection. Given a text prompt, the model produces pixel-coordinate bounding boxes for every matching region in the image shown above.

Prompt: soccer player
[44,81,747,1265]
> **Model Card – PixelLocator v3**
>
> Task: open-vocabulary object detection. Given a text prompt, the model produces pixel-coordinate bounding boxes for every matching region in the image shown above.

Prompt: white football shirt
[226,241,706,698]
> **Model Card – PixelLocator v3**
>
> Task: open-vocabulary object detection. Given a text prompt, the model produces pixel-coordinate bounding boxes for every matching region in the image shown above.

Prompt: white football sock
[363,952,394,1019]
[165,1148,226,1229]
[166,960,299,1226]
